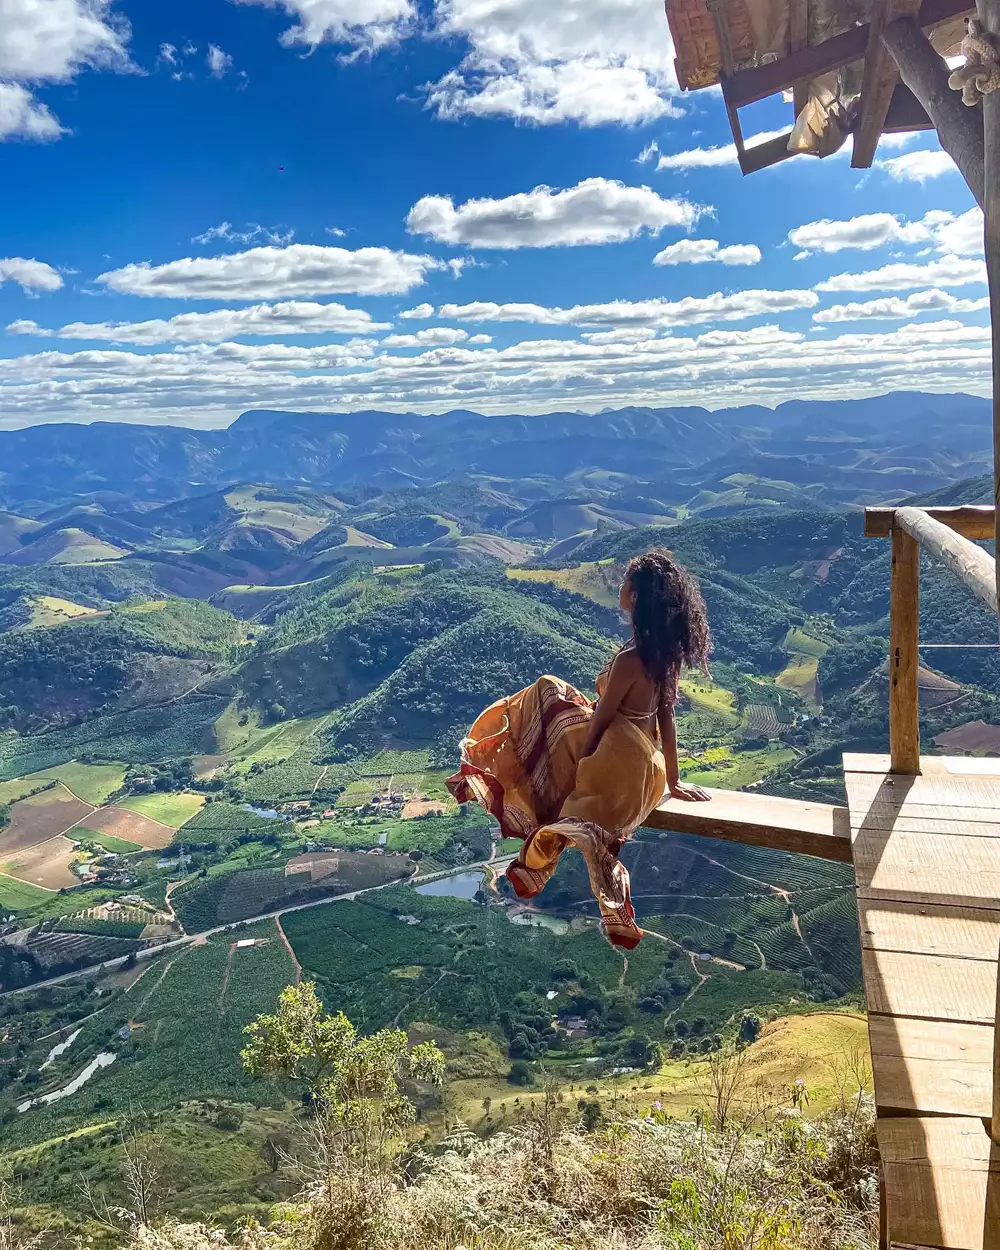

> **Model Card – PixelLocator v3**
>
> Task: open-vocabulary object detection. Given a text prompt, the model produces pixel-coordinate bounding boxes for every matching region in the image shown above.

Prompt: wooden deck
[846,752,1000,1250]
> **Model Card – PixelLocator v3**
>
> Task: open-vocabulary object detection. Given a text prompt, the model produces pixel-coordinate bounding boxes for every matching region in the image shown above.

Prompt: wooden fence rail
[865,504,997,775]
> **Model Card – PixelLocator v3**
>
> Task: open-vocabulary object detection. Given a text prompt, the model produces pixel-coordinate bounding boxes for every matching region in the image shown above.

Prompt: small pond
[509,911,570,935]
[40,1028,82,1070]
[19,1051,116,1113]
[416,871,484,900]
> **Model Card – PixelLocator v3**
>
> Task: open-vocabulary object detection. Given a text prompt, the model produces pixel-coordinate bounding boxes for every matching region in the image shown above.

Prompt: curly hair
[623,549,712,691]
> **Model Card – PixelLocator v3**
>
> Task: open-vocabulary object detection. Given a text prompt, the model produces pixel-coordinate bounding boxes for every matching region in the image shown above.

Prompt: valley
[0,397,996,1242]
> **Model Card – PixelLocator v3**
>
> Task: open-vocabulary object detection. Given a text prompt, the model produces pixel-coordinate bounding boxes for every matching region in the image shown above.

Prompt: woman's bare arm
[580,653,633,758]
[658,698,710,802]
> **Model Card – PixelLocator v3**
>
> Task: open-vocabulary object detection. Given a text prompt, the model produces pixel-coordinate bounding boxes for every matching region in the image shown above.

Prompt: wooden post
[889,526,920,775]
[980,0,1000,643]
[881,17,985,208]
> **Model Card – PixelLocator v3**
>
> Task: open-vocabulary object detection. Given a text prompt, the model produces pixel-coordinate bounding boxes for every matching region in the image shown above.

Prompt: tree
[739,1012,762,1046]
[508,1060,533,1086]
[242,982,444,1246]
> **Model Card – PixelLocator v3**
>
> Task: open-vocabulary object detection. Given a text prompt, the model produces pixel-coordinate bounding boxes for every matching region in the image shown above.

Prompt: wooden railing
[864,504,997,774]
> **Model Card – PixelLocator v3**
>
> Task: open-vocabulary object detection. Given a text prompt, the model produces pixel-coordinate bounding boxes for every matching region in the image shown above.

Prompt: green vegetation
[119,791,205,828]
[75,828,143,853]
[0,872,52,910]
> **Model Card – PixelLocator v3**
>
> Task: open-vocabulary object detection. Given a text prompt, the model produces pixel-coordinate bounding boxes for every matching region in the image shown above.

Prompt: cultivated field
[119,792,205,828]
[2,835,78,888]
[0,786,93,854]
[83,806,175,850]
[0,874,52,910]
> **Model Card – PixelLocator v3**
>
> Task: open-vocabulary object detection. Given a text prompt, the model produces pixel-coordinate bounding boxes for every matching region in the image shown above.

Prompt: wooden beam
[721,0,973,108]
[855,0,922,167]
[739,132,795,173]
[865,504,996,539]
[889,526,920,775]
[788,0,809,115]
[644,786,852,862]
[881,16,986,208]
[895,506,998,613]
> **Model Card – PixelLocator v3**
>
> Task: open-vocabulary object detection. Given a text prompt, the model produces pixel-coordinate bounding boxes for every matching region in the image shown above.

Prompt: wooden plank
[846,753,1000,777]
[645,787,852,861]
[738,132,796,174]
[865,506,996,540]
[869,1013,993,1115]
[847,773,1000,811]
[720,0,973,107]
[863,948,998,1022]
[853,829,1000,908]
[890,526,921,774]
[878,1116,1000,1250]
[859,898,1000,960]
[853,0,920,168]
[788,0,809,115]
[896,506,998,614]
[852,811,1000,839]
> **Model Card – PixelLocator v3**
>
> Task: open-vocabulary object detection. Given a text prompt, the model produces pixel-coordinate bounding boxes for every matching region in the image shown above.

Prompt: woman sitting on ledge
[448,549,712,950]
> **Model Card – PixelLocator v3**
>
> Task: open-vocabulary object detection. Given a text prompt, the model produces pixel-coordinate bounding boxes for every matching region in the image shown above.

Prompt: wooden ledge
[864,504,995,540]
[644,787,852,863]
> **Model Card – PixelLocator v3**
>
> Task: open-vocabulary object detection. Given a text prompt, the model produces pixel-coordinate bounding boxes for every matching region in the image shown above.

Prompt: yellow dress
[446,663,674,949]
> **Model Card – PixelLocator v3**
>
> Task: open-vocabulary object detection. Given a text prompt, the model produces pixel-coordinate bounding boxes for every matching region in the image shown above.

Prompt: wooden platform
[846,753,1000,1250]
[647,785,851,861]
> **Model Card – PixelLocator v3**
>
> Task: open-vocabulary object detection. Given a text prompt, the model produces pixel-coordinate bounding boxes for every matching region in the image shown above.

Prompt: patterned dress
[446,660,676,949]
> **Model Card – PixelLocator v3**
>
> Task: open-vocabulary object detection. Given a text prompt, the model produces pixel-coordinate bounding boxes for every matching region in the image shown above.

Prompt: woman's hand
[669,781,711,802]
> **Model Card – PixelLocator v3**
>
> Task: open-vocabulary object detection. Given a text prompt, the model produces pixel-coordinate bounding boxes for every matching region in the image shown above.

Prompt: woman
[447,549,712,950]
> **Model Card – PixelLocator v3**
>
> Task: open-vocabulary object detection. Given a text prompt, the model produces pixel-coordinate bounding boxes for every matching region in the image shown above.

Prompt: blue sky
[0,0,988,427]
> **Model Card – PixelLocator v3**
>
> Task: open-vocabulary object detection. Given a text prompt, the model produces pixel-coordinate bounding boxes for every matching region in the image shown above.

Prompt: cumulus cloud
[0,258,63,294]
[813,289,991,322]
[230,0,413,56]
[382,326,474,347]
[878,149,957,182]
[6,301,387,344]
[424,0,682,126]
[0,319,989,428]
[97,244,444,299]
[399,302,434,320]
[789,208,983,257]
[207,44,233,77]
[0,82,63,141]
[815,255,987,293]
[434,288,818,328]
[655,129,787,170]
[407,179,702,249]
[158,42,178,65]
[653,238,760,266]
[0,0,129,141]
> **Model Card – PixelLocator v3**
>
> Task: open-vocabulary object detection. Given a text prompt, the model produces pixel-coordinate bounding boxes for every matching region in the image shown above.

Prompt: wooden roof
[665,0,974,171]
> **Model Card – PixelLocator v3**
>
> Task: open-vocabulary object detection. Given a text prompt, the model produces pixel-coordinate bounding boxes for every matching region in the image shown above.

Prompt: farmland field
[119,792,205,829]
[745,704,780,735]
[75,827,142,854]
[17,762,127,807]
[83,806,176,850]
[24,596,104,628]
[0,873,52,909]
[777,656,821,710]
[0,785,93,854]
[2,835,79,888]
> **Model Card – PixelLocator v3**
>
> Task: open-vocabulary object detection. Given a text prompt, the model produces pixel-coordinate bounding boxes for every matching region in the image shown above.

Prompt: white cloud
[0,82,62,140]
[97,244,443,299]
[192,221,295,246]
[0,319,989,428]
[468,333,492,343]
[230,0,413,56]
[0,0,130,142]
[399,302,434,320]
[789,208,983,257]
[655,129,787,170]
[653,238,760,266]
[0,0,128,83]
[382,326,473,347]
[0,258,63,293]
[424,0,682,126]
[407,179,702,249]
[158,42,178,65]
[581,326,658,343]
[435,288,818,328]
[878,149,957,183]
[636,140,658,164]
[207,44,233,77]
[815,255,987,292]
[6,300,387,344]
[813,288,991,322]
